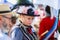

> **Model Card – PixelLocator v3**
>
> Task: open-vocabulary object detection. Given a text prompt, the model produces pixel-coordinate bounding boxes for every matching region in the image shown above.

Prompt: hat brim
[0,11,11,13]
[17,13,40,16]
[0,11,12,15]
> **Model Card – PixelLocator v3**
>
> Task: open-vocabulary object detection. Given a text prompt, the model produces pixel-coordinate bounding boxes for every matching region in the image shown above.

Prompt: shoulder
[11,25,23,38]
[40,17,49,25]
[11,27,23,35]
[42,16,50,21]
[40,16,55,23]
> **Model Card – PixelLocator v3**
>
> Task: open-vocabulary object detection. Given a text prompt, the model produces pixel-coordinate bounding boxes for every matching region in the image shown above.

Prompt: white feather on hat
[17,6,33,14]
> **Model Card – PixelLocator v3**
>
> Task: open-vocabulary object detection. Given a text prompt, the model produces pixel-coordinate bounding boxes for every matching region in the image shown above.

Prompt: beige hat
[0,4,11,14]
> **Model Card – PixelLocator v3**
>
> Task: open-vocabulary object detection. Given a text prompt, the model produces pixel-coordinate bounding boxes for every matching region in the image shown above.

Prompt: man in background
[0,4,12,40]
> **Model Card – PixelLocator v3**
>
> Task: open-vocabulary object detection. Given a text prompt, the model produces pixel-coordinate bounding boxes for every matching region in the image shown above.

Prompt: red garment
[58,20,60,26]
[38,16,56,40]
[27,28,32,34]
[58,20,60,30]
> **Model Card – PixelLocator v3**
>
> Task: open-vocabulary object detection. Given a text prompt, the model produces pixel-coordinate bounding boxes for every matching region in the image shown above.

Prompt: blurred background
[0,0,60,40]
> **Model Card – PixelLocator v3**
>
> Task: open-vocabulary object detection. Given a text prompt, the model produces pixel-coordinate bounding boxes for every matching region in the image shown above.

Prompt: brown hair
[11,16,17,24]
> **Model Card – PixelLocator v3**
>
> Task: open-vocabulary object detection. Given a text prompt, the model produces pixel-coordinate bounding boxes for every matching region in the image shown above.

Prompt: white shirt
[0,29,12,40]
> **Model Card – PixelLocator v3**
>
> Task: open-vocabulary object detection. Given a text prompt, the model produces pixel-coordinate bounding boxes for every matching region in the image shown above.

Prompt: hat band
[0,11,11,13]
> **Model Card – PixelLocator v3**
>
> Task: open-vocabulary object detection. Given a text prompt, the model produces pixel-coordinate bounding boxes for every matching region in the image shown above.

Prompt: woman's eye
[28,18,30,20]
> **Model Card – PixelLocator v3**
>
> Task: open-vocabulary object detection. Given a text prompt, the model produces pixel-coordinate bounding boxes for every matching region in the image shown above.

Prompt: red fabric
[58,20,60,26]
[58,20,60,30]
[27,28,32,34]
[38,16,56,40]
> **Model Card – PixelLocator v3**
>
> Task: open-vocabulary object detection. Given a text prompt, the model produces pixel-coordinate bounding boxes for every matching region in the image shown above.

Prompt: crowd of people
[0,0,59,40]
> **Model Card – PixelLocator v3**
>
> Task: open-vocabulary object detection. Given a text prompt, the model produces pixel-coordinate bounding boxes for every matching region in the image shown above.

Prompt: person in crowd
[8,16,17,36]
[0,4,12,40]
[31,4,46,33]
[38,5,58,40]
[10,0,39,40]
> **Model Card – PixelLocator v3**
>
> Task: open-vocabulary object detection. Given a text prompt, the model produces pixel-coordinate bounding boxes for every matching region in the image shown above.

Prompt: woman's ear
[45,5,51,15]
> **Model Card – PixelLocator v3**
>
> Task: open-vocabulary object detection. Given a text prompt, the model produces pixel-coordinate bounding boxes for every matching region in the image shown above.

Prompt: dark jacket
[10,21,38,40]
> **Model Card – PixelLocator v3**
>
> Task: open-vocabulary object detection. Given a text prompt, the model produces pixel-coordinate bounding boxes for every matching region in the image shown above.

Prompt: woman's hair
[45,5,51,16]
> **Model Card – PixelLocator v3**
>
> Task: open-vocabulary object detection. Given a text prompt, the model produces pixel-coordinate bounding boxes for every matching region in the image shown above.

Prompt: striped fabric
[10,21,38,40]
[18,22,38,40]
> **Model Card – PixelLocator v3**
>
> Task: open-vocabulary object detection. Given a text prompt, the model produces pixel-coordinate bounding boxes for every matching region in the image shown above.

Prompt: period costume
[10,0,39,40]
[38,16,57,40]
[11,21,38,40]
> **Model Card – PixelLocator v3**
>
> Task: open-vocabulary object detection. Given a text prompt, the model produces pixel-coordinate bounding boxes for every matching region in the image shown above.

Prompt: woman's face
[21,15,34,26]
[38,5,46,20]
